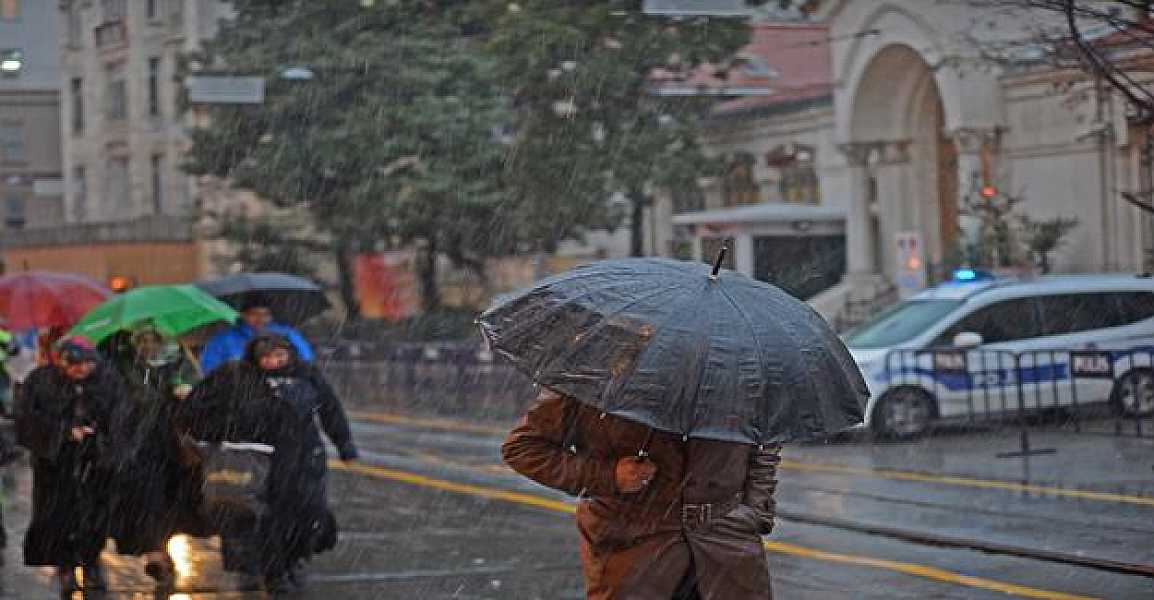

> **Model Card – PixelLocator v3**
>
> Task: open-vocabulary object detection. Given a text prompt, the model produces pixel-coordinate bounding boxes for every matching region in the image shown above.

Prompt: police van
[843,271,1154,437]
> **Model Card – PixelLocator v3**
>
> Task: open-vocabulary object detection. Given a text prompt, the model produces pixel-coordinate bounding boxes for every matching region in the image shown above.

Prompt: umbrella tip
[709,246,729,281]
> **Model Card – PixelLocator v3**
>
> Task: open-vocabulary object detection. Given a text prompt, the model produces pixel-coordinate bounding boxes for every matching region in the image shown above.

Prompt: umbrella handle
[637,426,655,459]
[709,246,729,281]
[179,341,203,378]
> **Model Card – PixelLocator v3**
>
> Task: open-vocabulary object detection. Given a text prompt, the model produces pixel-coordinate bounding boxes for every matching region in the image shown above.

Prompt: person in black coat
[108,326,201,587]
[16,337,123,593]
[176,334,357,592]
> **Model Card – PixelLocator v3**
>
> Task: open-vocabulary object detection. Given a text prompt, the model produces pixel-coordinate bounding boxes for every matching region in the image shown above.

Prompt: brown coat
[502,389,781,600]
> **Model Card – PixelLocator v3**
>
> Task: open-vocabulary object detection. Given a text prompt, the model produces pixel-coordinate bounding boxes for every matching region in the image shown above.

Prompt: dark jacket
[503,390,780,600]
[17,364,124,567]
[109,356,204,554]
[177,359,356,575]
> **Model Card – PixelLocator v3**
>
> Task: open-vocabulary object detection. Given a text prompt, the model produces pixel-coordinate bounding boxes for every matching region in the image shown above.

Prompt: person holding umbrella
[107,324,201,588]
[199,294,315,374]
[178,334,357,591]
[482,254,868,600]
[67,284,240,586]
[17,336,124,593]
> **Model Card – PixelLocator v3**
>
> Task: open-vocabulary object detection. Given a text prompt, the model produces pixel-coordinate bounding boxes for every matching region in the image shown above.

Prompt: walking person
[199,295,314,374]
[17,337,123,593]
[480,256,869,599]
[177,334,357,592]
[107,326,200,588]
[504,387,782,599]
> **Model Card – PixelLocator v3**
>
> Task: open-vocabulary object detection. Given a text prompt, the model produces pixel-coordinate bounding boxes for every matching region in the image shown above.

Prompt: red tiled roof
[650,22,833,115]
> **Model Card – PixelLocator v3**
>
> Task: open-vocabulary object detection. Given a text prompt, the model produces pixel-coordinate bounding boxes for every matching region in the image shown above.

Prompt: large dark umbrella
[478,255,868,444]
[196,272,331,324]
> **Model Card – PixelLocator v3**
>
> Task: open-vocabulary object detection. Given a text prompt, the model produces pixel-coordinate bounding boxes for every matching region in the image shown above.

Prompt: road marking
[761,541,1095,600]
[350,410,1154,507]
[780,460,1154,508]
[349,411,509,436]
[332,460,1099,600]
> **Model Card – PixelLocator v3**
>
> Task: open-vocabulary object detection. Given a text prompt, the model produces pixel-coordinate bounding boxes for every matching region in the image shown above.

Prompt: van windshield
[843,299,963,349]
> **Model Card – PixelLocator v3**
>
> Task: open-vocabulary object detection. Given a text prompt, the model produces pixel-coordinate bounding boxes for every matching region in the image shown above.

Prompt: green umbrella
[69,284,239,344]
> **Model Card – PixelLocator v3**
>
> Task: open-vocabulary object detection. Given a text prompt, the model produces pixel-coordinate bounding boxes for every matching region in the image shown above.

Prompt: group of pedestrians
[8,297,357,594]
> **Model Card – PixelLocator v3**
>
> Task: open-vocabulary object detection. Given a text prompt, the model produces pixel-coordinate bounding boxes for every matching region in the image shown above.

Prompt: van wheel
[1112,369,1154,418]
[872,389,936,439]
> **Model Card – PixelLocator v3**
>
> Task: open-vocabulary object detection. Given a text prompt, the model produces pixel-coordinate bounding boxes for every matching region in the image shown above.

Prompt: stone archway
[843,44,953,282]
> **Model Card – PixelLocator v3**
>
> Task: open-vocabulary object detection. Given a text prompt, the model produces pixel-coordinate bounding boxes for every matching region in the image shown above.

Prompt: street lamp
[0,50,23,75]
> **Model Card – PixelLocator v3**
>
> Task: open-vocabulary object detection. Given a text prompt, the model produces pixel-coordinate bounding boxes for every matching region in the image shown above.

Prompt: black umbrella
[478,254,868,444]
[196,272,332,324]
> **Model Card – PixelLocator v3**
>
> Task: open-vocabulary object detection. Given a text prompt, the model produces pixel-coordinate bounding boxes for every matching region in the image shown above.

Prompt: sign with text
[643,0,747,15]
[1069,351,1114,379]
[895,231,927,298]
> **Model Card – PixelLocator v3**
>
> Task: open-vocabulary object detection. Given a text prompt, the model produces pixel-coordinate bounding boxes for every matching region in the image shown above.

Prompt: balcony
[94,21,128,51]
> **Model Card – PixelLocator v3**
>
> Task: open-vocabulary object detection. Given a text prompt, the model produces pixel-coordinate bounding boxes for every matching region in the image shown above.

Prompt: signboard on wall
[895,231,927,298]
[355,251,420,321]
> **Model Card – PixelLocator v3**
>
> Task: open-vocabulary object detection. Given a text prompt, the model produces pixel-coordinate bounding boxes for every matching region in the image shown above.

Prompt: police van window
[1039,292,1154,336]
[1116,292,1154,324]
[936,298,1041,346]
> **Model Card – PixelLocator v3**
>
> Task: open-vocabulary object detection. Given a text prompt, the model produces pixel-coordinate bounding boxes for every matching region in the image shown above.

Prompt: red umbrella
[0,271,111,330]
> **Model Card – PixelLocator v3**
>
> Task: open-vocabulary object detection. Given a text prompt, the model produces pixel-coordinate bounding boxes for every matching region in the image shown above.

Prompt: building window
[146,0,158,20]
[72,165,87,221]
[151,153,164,213]
[0,121,25,163]
[5,194,25,229]
[105,156,129,216]
[148,57,161,116]
[766,143,820,205]
[721,153,761,207]
[70,78,84,134]
[101,0,126,22]
[0,0,19,22]
[106,67,127,120]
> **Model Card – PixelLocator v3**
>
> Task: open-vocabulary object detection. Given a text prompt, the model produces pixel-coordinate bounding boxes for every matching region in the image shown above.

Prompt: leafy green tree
[475,1,751,257]
[185,0,510,315]
[1019,215,1079,274]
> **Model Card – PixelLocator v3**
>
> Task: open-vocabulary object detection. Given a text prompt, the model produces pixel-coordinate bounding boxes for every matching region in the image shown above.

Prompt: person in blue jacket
[200,295,314,374]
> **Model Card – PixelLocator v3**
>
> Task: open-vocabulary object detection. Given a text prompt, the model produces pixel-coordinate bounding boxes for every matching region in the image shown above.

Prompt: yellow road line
[761,541,1095,600]
[331,460,1099,600]
[351,410,1154,508]
[349,411,509,436]
[781,460,1154,508]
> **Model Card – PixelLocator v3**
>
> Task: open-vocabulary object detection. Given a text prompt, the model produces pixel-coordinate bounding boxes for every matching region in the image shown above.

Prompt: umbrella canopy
[478,258,868,444]
[69,284,239,344]
[0,271,111,330]
[196,272,330,324]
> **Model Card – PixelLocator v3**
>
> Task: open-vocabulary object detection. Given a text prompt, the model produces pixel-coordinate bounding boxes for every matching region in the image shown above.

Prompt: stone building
[0,0,65,242]
[666,1,1154,324]
[3,0,237,284]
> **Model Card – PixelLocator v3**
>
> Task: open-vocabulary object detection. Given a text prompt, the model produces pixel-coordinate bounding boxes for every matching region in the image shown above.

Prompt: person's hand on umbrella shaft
[615,457,657,494]
[70,426,95,442]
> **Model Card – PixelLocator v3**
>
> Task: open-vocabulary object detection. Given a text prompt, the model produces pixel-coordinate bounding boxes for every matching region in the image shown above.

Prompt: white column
[840,143,877,277]
[734,232,755,278]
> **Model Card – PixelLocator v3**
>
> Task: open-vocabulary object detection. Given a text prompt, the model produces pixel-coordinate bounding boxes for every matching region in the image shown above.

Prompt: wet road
[1,413,1152,599]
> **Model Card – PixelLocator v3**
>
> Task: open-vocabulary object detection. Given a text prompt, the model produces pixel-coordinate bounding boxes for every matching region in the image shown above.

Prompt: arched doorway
[848,44,954,282]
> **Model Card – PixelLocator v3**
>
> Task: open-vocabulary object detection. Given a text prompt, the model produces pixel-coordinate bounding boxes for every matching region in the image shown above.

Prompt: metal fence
[883,347,1154,441]
[321,349,536,423]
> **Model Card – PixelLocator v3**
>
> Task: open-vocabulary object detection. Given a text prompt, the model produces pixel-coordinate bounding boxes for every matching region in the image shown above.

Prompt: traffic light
[108,275,135,294]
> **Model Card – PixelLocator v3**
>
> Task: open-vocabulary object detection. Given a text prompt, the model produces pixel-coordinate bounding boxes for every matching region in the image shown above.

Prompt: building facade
[3,0,236,285]
[667,1,1154,324]
[0,0,65,242]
